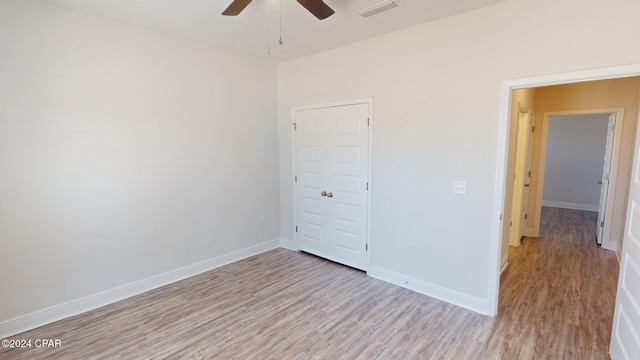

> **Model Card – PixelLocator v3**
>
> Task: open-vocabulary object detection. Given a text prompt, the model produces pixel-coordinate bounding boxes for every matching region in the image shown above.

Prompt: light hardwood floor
[0,207,619,359]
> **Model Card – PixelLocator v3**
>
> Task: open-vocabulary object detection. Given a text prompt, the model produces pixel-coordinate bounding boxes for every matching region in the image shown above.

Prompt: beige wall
[529,77,640,253]
[501,88,536,268]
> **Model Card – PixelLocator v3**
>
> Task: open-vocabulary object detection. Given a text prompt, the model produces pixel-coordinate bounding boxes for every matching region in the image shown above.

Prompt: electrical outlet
[453,181,467,195]
[409,243,416,255]
[259,217,266,227]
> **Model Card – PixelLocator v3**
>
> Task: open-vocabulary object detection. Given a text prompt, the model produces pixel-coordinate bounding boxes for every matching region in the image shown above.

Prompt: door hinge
[366,243,368,251]
[293,123,297,131]
[510,221,512,227]
[367,118,370,127]
[295,226,298,233]
[500,214,503,221]
[295,175,298,183]
[600,221,604,228]
[531,126,535,133]
[366,182,369,191]
[528,171,531,177]
[524,214,528,220]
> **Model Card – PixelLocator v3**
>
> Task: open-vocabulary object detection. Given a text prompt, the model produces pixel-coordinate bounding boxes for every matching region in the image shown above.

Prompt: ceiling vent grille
[356,1,402,18]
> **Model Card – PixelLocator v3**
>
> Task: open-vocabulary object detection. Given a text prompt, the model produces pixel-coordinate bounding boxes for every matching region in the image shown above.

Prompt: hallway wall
[542,114,610,210]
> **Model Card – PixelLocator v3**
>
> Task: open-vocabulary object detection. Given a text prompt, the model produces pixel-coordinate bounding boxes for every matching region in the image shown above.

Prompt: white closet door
[295,102,369,270]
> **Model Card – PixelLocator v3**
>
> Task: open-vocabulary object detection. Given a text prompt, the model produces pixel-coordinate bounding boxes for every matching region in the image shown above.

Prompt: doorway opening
[489,65,640,317]
[490,65,640,358]
[501,78,636,266]
[537,111,622,247]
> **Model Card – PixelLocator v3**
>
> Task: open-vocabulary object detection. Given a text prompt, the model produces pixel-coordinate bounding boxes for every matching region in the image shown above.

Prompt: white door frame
[489,63,640,316]
[534,109,624,249]
[291,97,374,271]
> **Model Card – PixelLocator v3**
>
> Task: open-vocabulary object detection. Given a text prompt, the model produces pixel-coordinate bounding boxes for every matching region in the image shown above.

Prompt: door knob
[326,192,333,198]
[321,191,327,197]
[597,180,603,185]
[524,184,530,188]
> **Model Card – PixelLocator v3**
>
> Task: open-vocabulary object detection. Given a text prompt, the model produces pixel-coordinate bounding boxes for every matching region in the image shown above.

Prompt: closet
[294,101,371,270]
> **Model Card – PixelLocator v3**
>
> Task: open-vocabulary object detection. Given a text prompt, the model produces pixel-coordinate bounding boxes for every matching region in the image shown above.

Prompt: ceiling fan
[222,0,335,20]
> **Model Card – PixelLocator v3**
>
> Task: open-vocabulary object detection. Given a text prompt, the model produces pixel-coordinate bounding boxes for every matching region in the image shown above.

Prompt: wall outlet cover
[453,181,467,195]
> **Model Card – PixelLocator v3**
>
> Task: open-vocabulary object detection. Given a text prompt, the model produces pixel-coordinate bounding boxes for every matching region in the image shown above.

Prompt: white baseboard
[601,239,617,252]
[0,239,280,339]
[542,200,599,212]
[524,227,536,237]
[279,237,297,251]
[368,266,489,315]
[501,255,509,274]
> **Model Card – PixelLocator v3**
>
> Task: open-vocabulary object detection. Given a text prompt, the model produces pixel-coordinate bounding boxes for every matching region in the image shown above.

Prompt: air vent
[356,0,401,18]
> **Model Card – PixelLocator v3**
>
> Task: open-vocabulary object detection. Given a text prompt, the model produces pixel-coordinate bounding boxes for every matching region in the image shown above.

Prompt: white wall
[278,0,640,313]
[0,0,279,329]
[542,114,609,211]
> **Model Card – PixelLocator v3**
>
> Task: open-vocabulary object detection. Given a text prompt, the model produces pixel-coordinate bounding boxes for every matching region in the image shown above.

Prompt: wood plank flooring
[0,207,619,359]
[488,207,619,359]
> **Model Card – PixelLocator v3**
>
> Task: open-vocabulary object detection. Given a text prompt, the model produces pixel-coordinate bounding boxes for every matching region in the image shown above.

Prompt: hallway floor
[489,206,619,358]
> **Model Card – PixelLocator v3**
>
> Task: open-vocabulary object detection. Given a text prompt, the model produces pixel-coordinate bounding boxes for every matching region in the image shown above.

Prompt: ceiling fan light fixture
[356,0,402,18]
[222,0,335,20]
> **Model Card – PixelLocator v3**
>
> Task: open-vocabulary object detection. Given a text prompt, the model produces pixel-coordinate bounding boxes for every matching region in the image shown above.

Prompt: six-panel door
[295,103,369,270]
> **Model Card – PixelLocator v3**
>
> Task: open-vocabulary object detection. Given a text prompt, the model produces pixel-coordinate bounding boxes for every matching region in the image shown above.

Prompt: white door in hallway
[294,102,370,271]
[510,106,534,246]
[610,117,640,359]
[597,113,617,245]
[519,111,534,238]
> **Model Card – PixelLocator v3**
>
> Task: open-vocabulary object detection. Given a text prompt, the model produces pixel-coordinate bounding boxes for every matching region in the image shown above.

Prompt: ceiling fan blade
[222,0,252,16]
[297,0,335,20]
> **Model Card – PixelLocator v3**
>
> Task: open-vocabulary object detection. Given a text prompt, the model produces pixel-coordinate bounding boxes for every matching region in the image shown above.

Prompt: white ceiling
[42,0,504,62]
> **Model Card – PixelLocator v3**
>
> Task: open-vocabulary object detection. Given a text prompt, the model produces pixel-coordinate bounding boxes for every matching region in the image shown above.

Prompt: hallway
[490,206,620,358]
